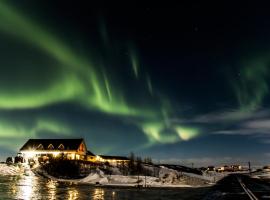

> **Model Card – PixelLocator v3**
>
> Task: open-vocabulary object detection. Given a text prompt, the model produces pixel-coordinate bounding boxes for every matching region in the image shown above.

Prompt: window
[58,144,64,150]
[37,144,44,150]
[79,143,85,152]
[48,144,54,150]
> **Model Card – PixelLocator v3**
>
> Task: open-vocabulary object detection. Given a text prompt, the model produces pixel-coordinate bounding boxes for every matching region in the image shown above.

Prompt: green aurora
[232,58,269,112]
[0,1,200,152]
[0,1,269,165]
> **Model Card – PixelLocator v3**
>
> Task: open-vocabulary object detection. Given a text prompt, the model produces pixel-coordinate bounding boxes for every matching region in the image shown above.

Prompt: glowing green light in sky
[129,48,139,79]
[233,61,269,112]
[34,118,71,135]
[102,71,113,102]
[0,118,71,139]
[0,71,85,109]
[146,75,153,95]
[0,1,201,147]
[142,122,164,143]
[175,126,199,141]
[141,120,200,145]
[0,118,71,151]
[0,1,141,116]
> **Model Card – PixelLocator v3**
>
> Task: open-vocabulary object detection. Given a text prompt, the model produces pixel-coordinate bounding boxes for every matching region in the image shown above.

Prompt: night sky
[0,1,270,166]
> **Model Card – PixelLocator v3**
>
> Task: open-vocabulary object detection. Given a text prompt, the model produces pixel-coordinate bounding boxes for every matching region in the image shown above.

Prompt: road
[204,174,270,200]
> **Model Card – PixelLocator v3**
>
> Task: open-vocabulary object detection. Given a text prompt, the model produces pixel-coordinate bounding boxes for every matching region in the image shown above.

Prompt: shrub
[42,159,81,179]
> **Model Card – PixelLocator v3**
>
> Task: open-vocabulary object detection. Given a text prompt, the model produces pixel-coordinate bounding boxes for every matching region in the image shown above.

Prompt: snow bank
[34,166,195,187]
[34,165,224,187]
[81,171,108,184]
[251,171,270,179]
[157,166,229,186]
[184,171,224,182]
[0,164,24,175]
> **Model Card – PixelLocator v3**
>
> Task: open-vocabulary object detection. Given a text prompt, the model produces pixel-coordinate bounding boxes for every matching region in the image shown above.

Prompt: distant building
[216,165,242,172]
[20,138,91,162]
[207,166,215,171]
[96,155,129,165]
[231,165,242,171]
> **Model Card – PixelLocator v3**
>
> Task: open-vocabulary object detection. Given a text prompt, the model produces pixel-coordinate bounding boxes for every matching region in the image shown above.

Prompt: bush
[42,159,81,179]
[6,157,13,164]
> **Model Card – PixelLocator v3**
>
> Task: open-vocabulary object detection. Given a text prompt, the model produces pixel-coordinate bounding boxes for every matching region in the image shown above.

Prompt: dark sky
[0,1,270,166]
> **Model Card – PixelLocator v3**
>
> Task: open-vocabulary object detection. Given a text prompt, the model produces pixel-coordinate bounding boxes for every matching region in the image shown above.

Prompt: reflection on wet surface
[46,180,57,199]
[93,188,105,200]
[0,174,209,200]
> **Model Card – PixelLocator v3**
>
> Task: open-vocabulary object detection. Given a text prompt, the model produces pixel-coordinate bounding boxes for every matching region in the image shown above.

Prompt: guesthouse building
[20,138,92,162]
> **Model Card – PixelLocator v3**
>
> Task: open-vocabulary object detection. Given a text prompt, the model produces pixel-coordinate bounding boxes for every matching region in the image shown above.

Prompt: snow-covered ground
[251,171,270,179]
[33,165,222,188]
[0,163,229,188]
[35,169,194,187]
[0,163,26,175]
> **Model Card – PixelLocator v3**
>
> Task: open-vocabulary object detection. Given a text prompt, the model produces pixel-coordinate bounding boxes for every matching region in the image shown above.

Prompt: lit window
[79,143,85,152]
[37,144,44,150]
[58,144,64,150]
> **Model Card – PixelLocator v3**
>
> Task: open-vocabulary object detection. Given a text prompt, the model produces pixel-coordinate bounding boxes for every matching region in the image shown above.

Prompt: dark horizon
[0,1,270,166]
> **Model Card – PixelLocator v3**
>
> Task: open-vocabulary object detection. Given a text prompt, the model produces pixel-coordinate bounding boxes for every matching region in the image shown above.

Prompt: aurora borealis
[0,1,270,166]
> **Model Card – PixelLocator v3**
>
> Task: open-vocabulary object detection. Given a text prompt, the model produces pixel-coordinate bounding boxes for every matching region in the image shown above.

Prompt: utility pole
[248,161,251,174]
[144,174,146,187]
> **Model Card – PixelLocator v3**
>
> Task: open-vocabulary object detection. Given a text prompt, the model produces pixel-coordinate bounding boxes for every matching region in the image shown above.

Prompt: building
[19,138,130,166]
[96,155,129,165]
[86,150,96,162]
[207,166,215,171]
[20,138,92,162]
[231,165,242,171]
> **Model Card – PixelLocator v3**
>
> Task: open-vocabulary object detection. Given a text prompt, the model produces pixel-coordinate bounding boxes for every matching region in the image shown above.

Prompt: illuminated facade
[96,155,129,165]
[19,138,129,165]
[19,138,91,162]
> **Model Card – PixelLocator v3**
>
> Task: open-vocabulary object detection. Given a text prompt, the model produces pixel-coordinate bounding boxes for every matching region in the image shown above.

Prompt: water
[0,174,209,200]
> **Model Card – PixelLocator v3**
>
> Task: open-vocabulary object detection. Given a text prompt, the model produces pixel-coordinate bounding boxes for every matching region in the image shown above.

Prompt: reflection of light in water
[93,188,105,200]
[15,174,37,199]
[68,188,79,200]
[46,180,57,200]
[10,184,16,195]
[112,191,116,200]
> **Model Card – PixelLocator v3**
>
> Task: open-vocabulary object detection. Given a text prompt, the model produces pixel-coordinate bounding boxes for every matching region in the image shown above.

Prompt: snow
[185,171,226,182]
[251,171,270,179]
[0,163,25,175]
[82,173,193,187]
[0,162,226,188]
[33,165,222,188]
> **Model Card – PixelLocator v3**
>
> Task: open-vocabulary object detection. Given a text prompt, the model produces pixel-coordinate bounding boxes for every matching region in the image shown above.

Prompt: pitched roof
[87,150,95,156]
[99,155,129,161]
[20,139,85,151]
